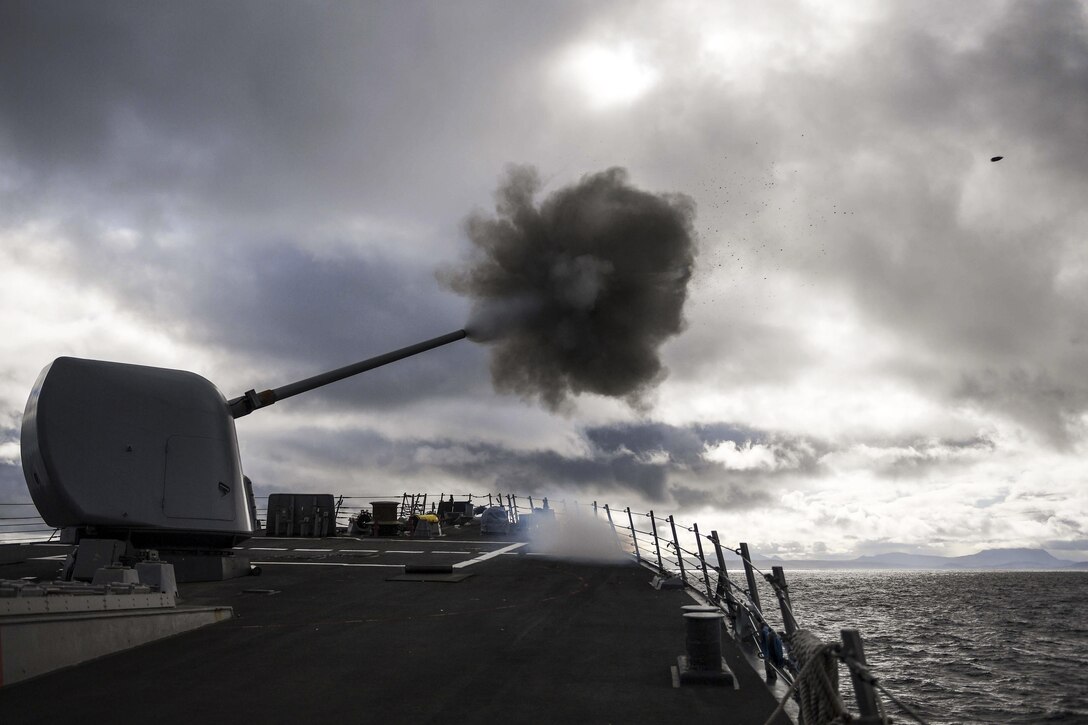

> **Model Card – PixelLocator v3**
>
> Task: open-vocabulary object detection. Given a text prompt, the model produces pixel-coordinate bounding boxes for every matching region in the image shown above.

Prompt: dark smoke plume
[443,165,697,410]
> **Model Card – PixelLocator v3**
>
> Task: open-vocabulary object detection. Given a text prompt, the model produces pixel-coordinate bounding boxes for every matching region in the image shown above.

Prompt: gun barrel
[229,329,466,418]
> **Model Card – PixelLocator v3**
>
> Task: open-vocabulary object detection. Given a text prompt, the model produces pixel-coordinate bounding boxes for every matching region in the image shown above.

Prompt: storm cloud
[244,420,821,509]
[0,1,1085,560]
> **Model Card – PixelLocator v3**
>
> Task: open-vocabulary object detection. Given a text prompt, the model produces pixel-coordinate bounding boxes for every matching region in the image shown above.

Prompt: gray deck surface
[0,529,791,724]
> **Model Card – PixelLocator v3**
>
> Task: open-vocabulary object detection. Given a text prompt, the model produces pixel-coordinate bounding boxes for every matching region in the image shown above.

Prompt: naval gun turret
[19,329,466,577]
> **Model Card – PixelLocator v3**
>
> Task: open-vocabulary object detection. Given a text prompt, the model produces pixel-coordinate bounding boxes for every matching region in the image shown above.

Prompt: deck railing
[3,493,926,724]
[0,502,57,544]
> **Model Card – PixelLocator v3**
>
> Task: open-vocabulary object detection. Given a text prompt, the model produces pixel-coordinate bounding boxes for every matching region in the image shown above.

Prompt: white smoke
[526,509,631,564]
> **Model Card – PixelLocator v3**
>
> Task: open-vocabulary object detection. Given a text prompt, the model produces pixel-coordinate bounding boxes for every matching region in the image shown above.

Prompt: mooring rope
[762,629,850,725]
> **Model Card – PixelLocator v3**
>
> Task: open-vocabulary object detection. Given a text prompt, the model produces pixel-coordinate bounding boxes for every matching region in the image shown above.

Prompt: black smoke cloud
[443,166,697,410]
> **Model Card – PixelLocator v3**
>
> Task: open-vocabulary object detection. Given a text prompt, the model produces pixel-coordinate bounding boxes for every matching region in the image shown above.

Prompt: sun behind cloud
[554,41,659,110]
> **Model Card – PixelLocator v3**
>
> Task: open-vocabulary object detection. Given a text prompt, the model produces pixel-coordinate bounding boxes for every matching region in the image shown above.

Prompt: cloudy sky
[1,1,1085,560]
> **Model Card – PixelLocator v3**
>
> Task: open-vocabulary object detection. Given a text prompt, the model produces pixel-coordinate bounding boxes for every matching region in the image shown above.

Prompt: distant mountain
[942,548,1073,569]
[751,547,1088,571]
[852,552,949,568]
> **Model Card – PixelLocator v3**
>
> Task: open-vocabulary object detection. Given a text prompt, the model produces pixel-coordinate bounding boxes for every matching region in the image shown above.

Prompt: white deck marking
[430,540,519,545]
[29,555,67,561]
[294,548,333,552]
[452,542,526,569]
[248,547,288,551]
[251,561,402,568]
[429,551,470,555]
[338,549,378,553]
[258,537,327,541]
[385,550,424,554]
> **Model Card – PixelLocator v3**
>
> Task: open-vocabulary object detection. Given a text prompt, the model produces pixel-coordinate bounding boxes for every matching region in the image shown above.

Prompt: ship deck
[0,526,791,724]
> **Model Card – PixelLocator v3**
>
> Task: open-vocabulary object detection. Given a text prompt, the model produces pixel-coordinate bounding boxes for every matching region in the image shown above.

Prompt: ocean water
[779,570,1088,724]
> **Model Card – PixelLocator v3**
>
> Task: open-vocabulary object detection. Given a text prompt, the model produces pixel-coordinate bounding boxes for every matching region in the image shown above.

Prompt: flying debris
[990,156,1004,162]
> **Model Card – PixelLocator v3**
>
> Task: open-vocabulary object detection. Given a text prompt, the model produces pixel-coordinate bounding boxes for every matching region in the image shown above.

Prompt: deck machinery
[19,330,467,580]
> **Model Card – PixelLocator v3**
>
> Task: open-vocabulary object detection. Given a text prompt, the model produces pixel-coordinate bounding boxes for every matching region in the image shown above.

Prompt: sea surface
[780,570,1088,724]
